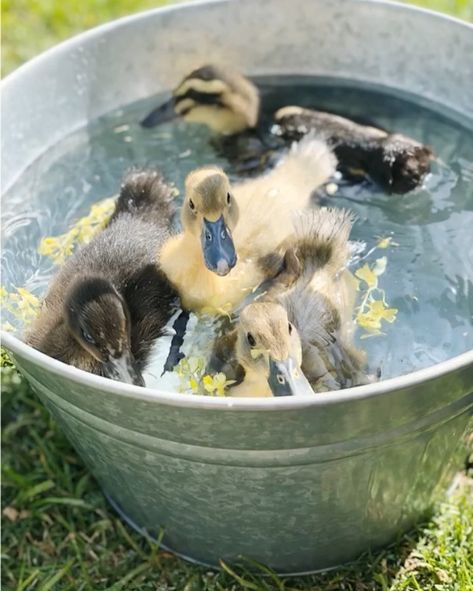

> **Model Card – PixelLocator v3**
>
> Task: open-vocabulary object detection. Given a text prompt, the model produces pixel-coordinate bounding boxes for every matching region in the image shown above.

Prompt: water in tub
[1,77,472,392]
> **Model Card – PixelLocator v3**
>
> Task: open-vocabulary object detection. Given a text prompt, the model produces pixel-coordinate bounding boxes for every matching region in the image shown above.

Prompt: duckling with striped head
[142,65,260,135]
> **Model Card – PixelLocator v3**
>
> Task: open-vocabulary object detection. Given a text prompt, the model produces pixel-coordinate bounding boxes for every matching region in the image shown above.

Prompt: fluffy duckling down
[159,136,337,313]
[27,171,178,385]
[209,207,369,397]
[141,63,432,193]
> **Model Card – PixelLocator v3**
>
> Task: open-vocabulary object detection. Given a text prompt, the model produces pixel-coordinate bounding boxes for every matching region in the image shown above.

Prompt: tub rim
[3,331,472,410]
[1,0,472,93]
[1,0,473,410]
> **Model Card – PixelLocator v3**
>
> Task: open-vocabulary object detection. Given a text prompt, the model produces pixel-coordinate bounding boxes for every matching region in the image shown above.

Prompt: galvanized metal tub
[2,0,473,574]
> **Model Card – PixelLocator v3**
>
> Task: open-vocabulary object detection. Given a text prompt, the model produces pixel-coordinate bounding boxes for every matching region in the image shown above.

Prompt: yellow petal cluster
[174,356,235,395]
[376,235,399,249]
[355,257,398,338]
[38,197,115,264]
[1,286,41,330]
[202,373,236,396]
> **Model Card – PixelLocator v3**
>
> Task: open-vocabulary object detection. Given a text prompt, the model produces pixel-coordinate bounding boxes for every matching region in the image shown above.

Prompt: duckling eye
[189,199,195,211]
[288,323,293,335]
[277,374,286,385]
[247,333,256,347]
[227,192,231,204]
[81,328,96,345]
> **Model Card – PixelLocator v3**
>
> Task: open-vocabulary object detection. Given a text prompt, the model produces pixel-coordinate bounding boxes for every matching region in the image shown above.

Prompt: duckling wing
[282,287,368,391]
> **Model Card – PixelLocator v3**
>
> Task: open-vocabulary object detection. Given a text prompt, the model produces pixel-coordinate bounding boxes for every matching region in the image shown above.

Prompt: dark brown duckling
[274,107,432,194]
[27,170,178,385]
[141,64,432,194]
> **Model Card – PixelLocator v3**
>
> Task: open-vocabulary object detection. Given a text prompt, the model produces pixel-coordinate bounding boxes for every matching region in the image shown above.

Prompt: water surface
[2,76,472,382]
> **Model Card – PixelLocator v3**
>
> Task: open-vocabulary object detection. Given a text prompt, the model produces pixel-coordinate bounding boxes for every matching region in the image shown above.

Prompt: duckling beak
[201,216,237,276]
[268,357,313,397]
[141,97,177,128]
[103,352,145,387]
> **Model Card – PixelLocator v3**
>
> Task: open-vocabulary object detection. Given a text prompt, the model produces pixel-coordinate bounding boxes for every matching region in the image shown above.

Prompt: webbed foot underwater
[141,64,433,193]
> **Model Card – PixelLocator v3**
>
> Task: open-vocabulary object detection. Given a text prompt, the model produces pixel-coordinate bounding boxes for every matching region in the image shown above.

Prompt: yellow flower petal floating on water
[355,255,398,338]
[368,300,398,323]
[202,374,215,393]
[355,263,378,289]
[212,372,236,396]
[376,236,399,249]
[0,287,41,327]
[356,297,398,336]
[39,197,115,264]
[189,377,199,393]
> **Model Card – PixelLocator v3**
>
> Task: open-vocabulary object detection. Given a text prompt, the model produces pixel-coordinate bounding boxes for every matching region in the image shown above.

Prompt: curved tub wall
[2,0,473,574]
[10,349,473,571]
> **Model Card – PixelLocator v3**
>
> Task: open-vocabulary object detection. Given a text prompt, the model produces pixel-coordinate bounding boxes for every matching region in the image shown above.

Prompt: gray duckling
[209,207,369,397]
[27,170,178,386]
[141,64,432,194]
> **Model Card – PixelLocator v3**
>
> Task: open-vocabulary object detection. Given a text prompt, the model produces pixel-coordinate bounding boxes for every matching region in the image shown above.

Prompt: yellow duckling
[142,64,432,193]
[159,136,337,313]
[225,301,313,397]
[209,207,369,397]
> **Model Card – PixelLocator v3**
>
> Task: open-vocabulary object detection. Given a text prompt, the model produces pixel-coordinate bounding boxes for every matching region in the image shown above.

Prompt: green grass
[2,360,472,591]
[1,1,473,589]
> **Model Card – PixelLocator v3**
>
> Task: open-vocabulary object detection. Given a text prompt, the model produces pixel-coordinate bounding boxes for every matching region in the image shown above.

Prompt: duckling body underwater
[27,171,178,385]
[159,136,336,313]
[209,207,369,397]
[142,64,432,194]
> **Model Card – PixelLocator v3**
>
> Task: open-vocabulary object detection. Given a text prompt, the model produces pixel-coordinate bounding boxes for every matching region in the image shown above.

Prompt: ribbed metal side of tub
[12,353,473,572]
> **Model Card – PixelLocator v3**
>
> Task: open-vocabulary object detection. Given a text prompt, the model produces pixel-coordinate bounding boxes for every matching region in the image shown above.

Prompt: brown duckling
[27,171,178,385]
[141,64,432,194]
[159,136,336,313]
[209,208,369,396]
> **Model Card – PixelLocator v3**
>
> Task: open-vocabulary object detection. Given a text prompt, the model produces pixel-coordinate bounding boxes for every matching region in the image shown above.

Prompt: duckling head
[236,302,314,396]
[183,166,238,276]
[64,277,144,386]
[141,64,260,135]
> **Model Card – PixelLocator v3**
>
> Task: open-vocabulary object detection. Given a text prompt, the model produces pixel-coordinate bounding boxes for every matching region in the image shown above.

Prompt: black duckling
[27,170,178,385]
[141,64,432,194]
[209,207,369,397]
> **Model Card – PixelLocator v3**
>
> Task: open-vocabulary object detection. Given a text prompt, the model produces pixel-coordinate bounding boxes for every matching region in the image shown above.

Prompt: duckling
[27,170,178,385]
[215,301,314,397]
[159,136,337,313]
[209,207,369,397]
[141,64,432,193]
[142,64,259,135]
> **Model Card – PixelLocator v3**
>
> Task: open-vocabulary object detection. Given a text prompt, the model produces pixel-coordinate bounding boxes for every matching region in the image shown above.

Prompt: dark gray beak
[103,351,145,387]
[141,97,177,128]
[201,215,237,276]
[268,357,313,397]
